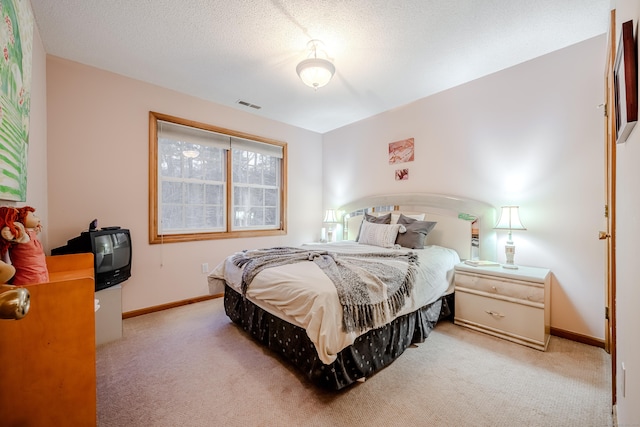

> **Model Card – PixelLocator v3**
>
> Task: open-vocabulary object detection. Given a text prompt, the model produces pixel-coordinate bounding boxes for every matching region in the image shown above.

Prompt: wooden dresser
[0,253,97,426]
[454,262,551,351]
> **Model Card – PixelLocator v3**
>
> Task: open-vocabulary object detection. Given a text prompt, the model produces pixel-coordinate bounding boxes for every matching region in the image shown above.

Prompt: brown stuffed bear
[0,206,49,285]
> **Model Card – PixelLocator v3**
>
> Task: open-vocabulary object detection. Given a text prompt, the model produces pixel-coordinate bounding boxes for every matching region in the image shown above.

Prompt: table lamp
[323,209,339,242]
[494,206,526,269]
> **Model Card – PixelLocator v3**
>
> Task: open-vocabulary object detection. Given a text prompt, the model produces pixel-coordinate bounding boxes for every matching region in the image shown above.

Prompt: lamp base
[504,242,517,269]
[327,229,334,243]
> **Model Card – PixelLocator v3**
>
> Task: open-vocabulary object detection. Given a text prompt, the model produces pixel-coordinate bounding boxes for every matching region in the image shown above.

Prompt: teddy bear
[0,206,49,285]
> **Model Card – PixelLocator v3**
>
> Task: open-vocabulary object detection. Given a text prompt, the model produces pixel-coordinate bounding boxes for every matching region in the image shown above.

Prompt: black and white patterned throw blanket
[232,247,419,333]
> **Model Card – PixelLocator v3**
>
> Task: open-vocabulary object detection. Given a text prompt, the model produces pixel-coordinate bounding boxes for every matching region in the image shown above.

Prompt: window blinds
[158,120,283,159]
[158,120,230,150]
[231,137,283,159]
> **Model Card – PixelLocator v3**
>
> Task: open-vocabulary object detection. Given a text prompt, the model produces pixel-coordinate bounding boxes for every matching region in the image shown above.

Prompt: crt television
[52,228,132,292]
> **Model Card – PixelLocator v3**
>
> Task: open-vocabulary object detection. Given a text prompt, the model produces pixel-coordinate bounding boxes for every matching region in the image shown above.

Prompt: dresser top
[454,262,550,282]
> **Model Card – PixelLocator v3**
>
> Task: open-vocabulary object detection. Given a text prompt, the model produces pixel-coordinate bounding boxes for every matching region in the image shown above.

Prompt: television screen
[94,232,131,274]
[91,229,132,291]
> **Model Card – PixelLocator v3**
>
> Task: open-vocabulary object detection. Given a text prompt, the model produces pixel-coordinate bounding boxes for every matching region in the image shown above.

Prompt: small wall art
[388,137,414,164]
[395,168,409,181]
[0,0,33,201]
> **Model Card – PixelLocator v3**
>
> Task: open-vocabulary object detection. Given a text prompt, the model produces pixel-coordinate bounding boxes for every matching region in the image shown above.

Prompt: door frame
[604,8,617,406]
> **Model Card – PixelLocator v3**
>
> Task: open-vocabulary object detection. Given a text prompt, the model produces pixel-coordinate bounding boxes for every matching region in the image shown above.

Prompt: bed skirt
[224,284,450,390]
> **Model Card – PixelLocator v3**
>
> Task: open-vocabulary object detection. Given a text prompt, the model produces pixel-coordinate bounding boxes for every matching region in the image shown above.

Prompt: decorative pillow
[391,213,425,224]
[355,212,392,241]
[366,212,391,223]
[358,221,406,248]
[395,214,437,249]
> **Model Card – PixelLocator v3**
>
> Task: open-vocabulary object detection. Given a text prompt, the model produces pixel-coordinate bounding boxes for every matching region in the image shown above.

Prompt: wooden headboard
[338,193,496,261]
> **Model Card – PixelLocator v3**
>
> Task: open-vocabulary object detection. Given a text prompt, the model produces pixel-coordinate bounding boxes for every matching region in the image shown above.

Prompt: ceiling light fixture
[296,40,335,90]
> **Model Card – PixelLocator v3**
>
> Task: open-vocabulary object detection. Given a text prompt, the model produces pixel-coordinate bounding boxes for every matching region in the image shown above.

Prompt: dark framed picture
[614,20,638,144]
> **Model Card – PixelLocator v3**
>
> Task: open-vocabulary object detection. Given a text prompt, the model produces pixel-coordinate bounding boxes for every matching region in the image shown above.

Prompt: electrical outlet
[201,263,209,274]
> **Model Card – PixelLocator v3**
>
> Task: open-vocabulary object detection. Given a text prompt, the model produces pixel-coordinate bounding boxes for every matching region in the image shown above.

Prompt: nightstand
[453,263,551,351]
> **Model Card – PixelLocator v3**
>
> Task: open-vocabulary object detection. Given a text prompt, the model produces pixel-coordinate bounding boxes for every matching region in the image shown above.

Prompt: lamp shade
[297,58,335,89]
[494,206,526,230]
[323,209,339,223]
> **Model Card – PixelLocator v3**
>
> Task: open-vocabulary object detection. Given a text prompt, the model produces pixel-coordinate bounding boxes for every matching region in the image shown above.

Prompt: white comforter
[208,241,459,364]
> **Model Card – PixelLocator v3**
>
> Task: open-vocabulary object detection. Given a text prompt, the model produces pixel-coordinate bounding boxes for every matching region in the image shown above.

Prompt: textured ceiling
[30,0,610,133]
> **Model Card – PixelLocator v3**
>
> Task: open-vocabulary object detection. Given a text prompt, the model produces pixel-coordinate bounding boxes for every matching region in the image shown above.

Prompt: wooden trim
[550,327,605,349]
[605,8,617,407]
[149,229,287,244]
[122,294,221,319]
[148,111,288,245]
[148,111,159,249]
[280,142,288,234]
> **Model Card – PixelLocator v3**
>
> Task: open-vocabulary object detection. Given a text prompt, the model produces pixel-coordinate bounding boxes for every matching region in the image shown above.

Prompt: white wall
[45,57,323,313]
[323,35,608,341]
[611,1,640,424]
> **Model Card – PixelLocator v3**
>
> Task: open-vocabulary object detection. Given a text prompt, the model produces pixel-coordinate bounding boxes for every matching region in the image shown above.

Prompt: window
[149,112,287,243]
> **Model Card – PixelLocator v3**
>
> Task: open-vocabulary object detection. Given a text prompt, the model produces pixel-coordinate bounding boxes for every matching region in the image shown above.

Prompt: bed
[209,193,495,390]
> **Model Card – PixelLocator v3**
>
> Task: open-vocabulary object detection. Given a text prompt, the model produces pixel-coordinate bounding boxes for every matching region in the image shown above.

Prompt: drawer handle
[485,310,505,318]
[491,286,497,291]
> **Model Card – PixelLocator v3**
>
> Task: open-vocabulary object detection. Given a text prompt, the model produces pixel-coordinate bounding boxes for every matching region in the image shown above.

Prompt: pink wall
[323,35,608,341]
[45,57,323,312]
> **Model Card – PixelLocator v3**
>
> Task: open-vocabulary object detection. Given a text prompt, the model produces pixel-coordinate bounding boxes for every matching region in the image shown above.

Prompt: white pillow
[391,213,425,224]
[358,221,406,248]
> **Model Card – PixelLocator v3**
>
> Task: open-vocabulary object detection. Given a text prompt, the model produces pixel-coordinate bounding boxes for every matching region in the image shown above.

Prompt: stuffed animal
[0,207,19,283]
[0,206,49,285]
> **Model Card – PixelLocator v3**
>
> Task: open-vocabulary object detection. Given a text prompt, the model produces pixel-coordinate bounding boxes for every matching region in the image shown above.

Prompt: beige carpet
[96,298,612,427]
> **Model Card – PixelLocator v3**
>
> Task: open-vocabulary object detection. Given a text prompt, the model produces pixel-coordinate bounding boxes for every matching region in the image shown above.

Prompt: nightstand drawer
[455,272,543,304]
[455,290,545,344]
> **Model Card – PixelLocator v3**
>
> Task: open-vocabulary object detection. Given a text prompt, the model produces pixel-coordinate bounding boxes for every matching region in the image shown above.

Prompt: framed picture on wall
[395,168,409,180]
[614,20,638,144]
[388,138,414,164]
[0,0,33,201]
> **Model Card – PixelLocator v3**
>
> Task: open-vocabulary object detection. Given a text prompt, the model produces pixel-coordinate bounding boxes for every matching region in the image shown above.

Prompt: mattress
[209,241,459,365]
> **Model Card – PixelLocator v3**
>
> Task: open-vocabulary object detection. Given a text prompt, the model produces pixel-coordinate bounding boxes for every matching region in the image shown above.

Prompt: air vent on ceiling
[236,100,262,110]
